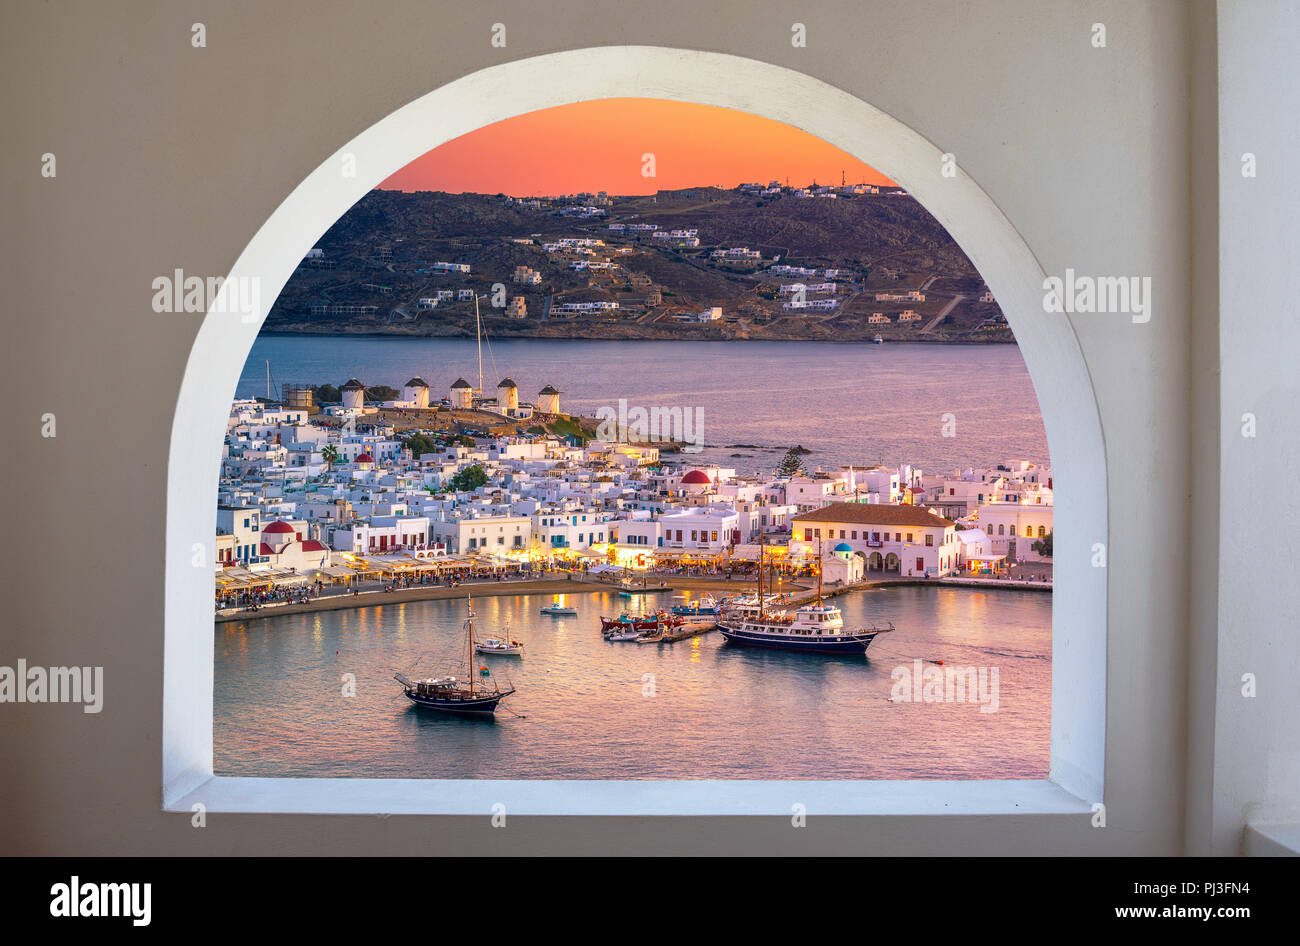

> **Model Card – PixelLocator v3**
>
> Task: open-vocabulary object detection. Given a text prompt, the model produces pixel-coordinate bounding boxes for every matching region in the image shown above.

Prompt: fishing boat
[718,538,892,656]
[671,594,722,616]
[475,636,524,656]
[394,596,516,715]
[539,602,578,616]
[475,617,524,655]
[873,334,884,344]
[601,607,680,641]
[600,609,681,633]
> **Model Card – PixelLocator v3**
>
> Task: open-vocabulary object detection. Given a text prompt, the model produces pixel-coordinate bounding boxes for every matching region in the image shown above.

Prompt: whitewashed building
[976,501,1054,562]
[428,513,530,554]
[331,515,432,554]
[792,502,960,577]
[658,505,740,552]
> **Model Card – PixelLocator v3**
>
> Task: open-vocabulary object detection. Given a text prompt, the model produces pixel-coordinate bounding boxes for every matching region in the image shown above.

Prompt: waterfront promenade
[214,569,1050,625]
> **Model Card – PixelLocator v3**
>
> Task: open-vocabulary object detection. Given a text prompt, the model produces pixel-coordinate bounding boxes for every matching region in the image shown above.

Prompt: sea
[215,586,1051,780]
[237,336,1049,476]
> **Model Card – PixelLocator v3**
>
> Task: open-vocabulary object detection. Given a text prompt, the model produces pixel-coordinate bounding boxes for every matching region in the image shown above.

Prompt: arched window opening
[164,47,1109,816]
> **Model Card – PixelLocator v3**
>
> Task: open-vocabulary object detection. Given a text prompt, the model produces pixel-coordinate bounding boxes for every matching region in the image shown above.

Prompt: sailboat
[394,595,516,714]
[474,294,484,397]
[717,537,893,655]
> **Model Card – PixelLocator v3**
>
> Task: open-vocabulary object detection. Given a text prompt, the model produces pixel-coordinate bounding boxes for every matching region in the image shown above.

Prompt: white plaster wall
[1209,0,1300,854]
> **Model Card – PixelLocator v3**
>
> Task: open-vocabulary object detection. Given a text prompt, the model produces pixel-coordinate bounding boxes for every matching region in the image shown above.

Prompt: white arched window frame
[163,46,1107,820]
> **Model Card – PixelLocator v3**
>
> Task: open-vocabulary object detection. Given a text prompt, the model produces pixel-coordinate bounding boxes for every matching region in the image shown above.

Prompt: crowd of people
[216,565,552,613]
[217,581,327,612]
[379,568,542,592]
[217,555,1051,614]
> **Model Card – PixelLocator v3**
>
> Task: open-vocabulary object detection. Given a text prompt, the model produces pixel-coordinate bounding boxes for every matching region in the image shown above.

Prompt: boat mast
[817,536,823,607]
[467,594,474,696]
[475,295,483,394]
[758,534,765,620]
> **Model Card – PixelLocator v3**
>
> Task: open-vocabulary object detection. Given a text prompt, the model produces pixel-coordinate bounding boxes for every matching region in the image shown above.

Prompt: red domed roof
[355,452,375,463]
[263,520,295,534]
[680,470,712,485]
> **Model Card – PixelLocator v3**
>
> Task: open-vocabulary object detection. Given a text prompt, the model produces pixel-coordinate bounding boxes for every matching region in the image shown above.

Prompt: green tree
[775,447,806,478]
[321,443,338,472]
[1031,529,1053,558]
[402,432,440,459]
[448,464,490,493]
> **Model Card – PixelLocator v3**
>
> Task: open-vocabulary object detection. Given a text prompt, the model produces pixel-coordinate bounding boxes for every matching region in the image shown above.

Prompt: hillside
[265,186,1013,343]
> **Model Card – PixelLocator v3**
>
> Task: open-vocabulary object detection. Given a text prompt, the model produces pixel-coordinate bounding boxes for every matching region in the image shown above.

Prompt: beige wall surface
[2,0,1211,854]
[1210,0,1300,854]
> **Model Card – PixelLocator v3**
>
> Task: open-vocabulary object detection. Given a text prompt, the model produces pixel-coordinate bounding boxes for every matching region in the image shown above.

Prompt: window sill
[1243,822,1300,856]
[165,775,1092,818]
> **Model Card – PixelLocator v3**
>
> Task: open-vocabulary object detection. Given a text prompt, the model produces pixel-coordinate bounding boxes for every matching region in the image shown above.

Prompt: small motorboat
[873,334,884,344]
[539,602,578,616]
[605,628,644,642]
[476,616,524,655]
[671,594,721,617]
[475,636,524,656]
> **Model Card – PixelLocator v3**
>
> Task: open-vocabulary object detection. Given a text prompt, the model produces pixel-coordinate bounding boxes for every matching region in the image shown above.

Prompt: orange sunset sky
[379,98,895,196]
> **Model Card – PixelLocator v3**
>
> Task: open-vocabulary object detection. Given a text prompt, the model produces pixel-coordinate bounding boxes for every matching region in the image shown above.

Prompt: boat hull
[717,623,881,655]
[601,616,679,631]
[403,689,512,715]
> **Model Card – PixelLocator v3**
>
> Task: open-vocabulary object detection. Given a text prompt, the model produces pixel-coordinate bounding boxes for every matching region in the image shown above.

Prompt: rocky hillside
[265,186,1012,343]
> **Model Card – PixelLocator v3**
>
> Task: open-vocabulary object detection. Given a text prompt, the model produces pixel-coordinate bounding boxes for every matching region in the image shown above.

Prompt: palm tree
[321,443,339,473]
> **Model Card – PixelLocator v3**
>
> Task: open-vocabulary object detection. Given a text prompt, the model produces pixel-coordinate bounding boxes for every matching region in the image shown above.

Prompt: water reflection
[214,587,1051,780]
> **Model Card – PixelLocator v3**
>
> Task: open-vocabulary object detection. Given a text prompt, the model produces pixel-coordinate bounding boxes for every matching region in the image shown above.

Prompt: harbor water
[215,586,1051,780]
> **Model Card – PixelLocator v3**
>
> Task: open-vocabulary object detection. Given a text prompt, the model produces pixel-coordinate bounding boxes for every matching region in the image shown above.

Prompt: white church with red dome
[258,519,330,572]
[677,468,717,495]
